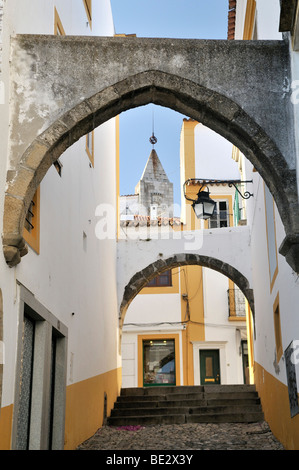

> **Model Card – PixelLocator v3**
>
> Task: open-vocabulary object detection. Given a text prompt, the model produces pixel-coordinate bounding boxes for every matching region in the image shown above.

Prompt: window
[23,187,40,254]
[143,339,176,386]
[86,131,94,167]
[273,293,283,363]
[146,270,172,287]
[209,200,229,228]
[227,287,246,318]
[83,0,92,29]
[264,183,278,291]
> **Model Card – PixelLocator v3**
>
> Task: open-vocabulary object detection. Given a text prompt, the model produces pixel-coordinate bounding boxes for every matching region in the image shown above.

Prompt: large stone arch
[119,253,255,329]
[3,36,299,270]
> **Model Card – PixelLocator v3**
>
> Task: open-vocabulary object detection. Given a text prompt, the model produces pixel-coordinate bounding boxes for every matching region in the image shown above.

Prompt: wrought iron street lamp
[183,178,253,220]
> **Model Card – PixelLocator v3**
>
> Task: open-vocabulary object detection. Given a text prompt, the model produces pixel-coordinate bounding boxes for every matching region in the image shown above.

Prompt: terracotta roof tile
[120,215,182,227]
[227,0,236,40]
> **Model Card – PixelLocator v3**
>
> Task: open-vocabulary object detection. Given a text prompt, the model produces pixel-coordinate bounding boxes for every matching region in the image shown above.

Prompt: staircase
[108,385,264,426]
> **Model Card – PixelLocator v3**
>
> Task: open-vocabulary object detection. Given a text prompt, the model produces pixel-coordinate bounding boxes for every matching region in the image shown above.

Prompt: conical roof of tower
[140,149,170,183]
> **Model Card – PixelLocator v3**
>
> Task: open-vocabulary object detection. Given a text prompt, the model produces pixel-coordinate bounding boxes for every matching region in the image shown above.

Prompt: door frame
[11,284,68,450]
[137,334,181,387]
[192,341,227,385]
[199,349,221,385]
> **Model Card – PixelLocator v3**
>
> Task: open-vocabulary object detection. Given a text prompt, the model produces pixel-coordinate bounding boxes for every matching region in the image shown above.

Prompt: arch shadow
[3,70,299,269]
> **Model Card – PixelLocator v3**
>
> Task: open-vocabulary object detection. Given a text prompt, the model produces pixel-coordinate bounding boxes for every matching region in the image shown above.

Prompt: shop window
[86,131,94,167]
[23,187,40,254]
[143,339,175,386]
[83,0,92,29]
[146,270,172,287]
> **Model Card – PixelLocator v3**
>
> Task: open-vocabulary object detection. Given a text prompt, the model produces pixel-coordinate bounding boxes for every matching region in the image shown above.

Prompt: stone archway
[4,35,299,270]
[119,253,255,329]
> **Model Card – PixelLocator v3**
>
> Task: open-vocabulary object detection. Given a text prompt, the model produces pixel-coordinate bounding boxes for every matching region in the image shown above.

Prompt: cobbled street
[77,421,284,451]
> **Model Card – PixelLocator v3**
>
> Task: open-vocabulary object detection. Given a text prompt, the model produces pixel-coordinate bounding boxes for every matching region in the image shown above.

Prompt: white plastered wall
[235,0,299,392]
[0,0,120,410]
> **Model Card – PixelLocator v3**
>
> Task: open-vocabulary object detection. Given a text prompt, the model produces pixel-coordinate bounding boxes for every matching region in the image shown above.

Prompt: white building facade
[0,0,121,450]
[230,0,299,448]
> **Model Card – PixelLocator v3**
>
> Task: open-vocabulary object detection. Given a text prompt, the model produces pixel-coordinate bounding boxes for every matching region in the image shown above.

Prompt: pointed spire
[140,148,169,182]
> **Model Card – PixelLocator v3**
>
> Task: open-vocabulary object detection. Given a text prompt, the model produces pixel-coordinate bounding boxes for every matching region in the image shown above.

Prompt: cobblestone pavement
[77,421,284,451]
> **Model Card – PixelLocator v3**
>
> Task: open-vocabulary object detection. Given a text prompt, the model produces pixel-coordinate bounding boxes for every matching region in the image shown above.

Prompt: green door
[200,350,220,385]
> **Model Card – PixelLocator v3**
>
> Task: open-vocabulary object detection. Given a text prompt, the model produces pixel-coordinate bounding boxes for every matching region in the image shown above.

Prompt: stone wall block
[59,100,93,130]
[113,72,155,97]
[68,116,93,148]
[2,195,25,240]
[205,94,240,122]
[37,120,69,149]
[3,245,20,264]
[6,166,35,202]
[87,86,120,113]
[20,141,49,172]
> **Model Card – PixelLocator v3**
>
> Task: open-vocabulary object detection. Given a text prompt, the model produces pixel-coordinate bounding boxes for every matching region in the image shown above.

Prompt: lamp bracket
[183,178,253,201]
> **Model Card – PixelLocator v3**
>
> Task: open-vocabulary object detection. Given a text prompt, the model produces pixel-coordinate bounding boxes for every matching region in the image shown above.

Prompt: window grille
[147,270,172,287]
[24,200,35,233]
[227,288,246,317]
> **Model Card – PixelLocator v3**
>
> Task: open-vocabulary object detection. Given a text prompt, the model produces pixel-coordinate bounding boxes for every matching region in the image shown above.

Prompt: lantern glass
[192,191,216,219]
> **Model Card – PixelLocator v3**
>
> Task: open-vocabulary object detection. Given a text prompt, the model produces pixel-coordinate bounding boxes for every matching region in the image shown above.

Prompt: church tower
[135,134,174,219]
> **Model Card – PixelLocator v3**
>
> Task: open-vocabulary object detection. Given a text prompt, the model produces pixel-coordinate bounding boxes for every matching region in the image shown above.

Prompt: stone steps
[107,385,264,426]
[114,398,261,409]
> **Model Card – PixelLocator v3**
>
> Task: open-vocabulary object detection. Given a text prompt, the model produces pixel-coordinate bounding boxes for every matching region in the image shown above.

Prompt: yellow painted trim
[23,186,40,254]
[245,302,255,384]
[254,361,299,450]
[54,7,65,36]
[86,131,94,167]
[204,194,233,229]
[263,183,279,293]
[180,265,205,385]
[139,268,180,295]
[180,119,198,229]
[64,367,121,450]
[83,0,92,29]
[273,292,283,362]
[228,316,246,322]
[0,369,122,450]
[243,0,256,40]
[116,115,120,240]
[0,404,13,450]
[137,334,181,388]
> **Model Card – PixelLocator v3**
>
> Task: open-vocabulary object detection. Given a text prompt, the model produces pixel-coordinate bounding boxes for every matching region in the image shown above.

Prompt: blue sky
[110,0,229,208]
